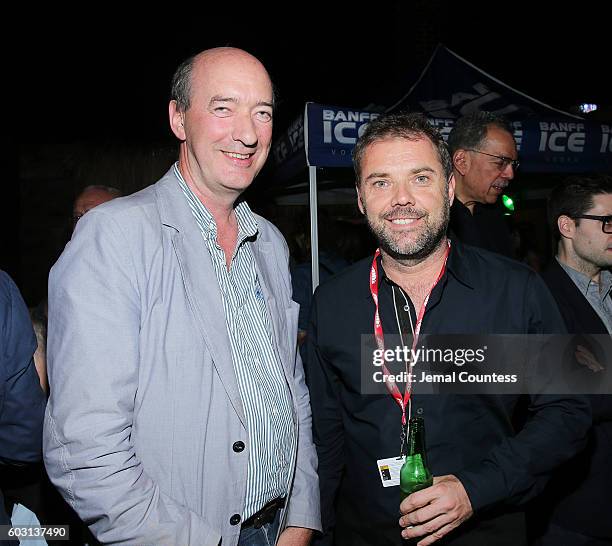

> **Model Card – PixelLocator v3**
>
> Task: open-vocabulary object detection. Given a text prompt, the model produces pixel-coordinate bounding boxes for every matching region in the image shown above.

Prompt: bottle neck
[406,418,427,456]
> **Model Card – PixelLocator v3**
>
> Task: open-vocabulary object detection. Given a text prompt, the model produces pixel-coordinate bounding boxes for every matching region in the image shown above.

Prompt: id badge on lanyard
[369,242,450,458]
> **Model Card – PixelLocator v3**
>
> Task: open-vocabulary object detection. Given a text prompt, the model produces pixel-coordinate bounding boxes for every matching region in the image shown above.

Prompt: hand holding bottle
[399,474,473,545]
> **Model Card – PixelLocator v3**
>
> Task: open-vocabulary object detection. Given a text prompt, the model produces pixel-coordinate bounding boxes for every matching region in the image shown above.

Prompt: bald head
[168,47,275,203]
[73,185,121,223]
[171,47,273,114]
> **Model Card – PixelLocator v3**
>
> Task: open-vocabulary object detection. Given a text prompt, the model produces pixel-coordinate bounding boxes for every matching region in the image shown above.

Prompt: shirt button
[416,407,424,415]
[232,441,245,453]
[230,514,241,526]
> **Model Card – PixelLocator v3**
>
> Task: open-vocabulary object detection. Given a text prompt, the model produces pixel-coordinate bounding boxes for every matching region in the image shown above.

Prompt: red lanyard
[369,242,450,426]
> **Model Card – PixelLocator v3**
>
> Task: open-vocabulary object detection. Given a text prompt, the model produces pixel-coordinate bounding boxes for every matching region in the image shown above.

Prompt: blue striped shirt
[175,165,296,519]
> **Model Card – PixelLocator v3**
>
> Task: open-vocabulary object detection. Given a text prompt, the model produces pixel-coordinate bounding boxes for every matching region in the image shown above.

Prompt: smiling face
[456,125,517,206]
[169,48,274,203]
[356,136,455,261]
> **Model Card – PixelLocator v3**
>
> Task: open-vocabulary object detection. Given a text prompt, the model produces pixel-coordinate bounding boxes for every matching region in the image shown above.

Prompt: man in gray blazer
[44,47,321,546]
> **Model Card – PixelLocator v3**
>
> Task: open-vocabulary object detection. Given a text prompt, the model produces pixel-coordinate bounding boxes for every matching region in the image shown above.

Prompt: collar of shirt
[377,239,474,292]
[557,258,612,303]
[173,162,258,244]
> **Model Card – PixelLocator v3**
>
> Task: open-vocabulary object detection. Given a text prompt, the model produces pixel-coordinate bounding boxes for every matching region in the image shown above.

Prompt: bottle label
[376,455,406,487]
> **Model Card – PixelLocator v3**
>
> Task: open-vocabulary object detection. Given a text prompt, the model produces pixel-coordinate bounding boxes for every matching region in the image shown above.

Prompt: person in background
[72,185,121,228]
[0,270,46,545]
[447,111,518,258]
[531,175,612,545]
[291,212,350,346]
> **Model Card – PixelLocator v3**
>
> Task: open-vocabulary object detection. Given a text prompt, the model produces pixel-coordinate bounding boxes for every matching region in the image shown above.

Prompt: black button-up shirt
[449,199,515,258]
[305,240,591,545]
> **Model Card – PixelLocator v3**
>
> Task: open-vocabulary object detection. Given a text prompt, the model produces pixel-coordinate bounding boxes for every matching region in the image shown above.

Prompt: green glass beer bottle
[400,417,433,501]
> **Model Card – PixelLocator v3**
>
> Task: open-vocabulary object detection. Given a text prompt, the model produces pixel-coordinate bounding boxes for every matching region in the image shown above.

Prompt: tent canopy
[272,45,611,178]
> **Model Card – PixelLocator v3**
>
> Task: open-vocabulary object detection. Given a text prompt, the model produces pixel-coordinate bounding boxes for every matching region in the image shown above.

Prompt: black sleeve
[304,293,345,545]
[0,271,46,465]
[455,272,592,511]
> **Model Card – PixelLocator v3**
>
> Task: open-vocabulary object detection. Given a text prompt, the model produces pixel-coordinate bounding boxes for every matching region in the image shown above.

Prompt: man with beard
[447,112,518,258]
[304,113,590,546]
[531,176,612,545]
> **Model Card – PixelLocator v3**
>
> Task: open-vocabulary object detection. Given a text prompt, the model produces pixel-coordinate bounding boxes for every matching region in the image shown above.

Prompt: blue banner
[429,118,612,173]
[271,114,306,182]
[271,103,612,174]
[305,103,380,168]
[303,104,612,172]
[519,119,612,173]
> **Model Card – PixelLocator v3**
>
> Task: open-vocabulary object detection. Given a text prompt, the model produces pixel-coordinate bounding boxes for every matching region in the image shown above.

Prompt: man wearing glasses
[533,175,612,545]
[447,112,519,258]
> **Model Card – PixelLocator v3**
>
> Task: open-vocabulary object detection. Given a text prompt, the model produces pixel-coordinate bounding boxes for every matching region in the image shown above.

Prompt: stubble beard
[363,198,450,262]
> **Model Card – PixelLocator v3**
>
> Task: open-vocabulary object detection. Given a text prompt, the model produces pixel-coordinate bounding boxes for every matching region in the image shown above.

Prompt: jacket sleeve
[43,212,220,546]
[455,272,592,511]
[0,271,45,465]
[271,229,322,533]
[284,343,323,532]
[304,293,345,545]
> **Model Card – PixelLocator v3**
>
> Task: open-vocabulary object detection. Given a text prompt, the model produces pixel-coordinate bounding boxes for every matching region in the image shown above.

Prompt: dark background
[7,2,608,304]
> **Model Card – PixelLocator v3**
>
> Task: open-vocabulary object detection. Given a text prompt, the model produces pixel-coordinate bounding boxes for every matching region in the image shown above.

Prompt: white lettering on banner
[323,109,380,123]
[323,121,332,144]
[273,141,288,163]
[601,126,612,153]
[420,83,520,118]
[335,122,356,144]
[288,118,304,150]
[272,117,304,164]
[473,83,489,94]
[539,129,586,152]
[539,122,585,132]
[451,92,478,106]
[429,118,454,141]
[321,111,380,144]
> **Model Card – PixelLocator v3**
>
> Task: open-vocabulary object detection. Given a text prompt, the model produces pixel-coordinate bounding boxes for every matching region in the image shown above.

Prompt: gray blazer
[43,168,321,545]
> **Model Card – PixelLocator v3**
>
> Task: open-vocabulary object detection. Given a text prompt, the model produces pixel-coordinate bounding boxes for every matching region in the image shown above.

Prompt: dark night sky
[5,3,607,293]
[19,4,607,145]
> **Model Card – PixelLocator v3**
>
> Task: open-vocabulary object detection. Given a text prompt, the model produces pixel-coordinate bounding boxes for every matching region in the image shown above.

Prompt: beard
[363,196,450,262]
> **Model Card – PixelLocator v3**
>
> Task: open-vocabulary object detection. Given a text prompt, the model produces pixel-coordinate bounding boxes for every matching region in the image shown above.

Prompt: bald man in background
[72,185,121,227]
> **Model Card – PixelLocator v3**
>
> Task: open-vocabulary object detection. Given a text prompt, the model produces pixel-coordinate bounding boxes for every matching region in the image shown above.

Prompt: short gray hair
[170,55,197,113]
[447,111,514,155]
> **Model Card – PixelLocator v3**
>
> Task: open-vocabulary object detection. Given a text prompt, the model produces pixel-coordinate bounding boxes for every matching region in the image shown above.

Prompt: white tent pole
[309,165,319,293]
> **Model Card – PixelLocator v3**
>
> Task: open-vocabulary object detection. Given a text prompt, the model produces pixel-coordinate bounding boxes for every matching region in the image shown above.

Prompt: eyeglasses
[572,214,612,233]
[466,149,520,171]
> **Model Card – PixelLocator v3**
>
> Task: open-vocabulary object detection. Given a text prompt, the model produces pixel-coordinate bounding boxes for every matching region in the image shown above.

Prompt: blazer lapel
[156,172,246,426]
